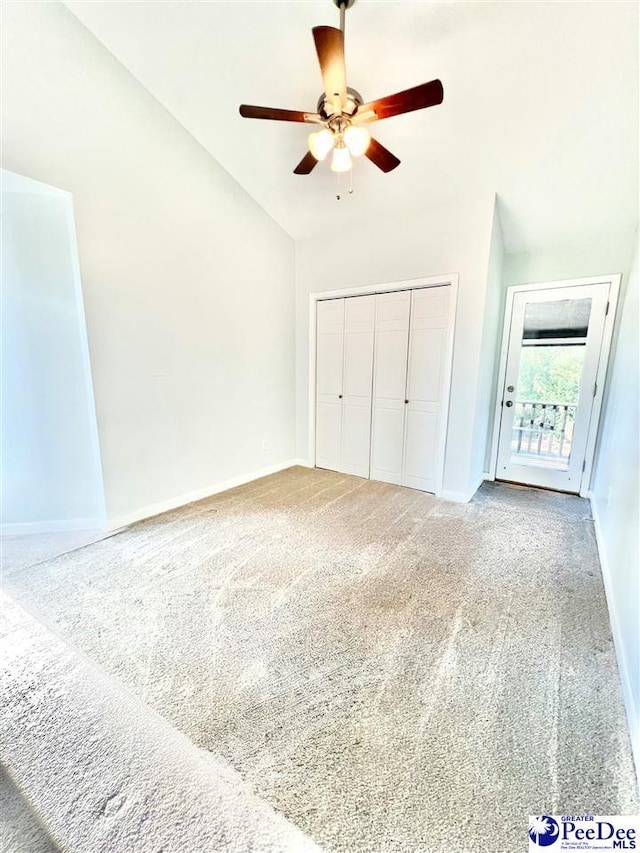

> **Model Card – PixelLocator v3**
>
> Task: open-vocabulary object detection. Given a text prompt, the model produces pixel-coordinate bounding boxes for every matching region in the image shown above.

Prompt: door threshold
[495,478,580,497]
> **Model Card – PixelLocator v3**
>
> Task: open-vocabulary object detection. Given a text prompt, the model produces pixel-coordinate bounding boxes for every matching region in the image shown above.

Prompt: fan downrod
[333,0,355,34]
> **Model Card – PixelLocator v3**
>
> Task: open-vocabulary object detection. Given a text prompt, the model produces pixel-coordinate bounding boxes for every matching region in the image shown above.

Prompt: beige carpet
[5,467,638,852]
[1,592,321,853]
[0,768,58,853]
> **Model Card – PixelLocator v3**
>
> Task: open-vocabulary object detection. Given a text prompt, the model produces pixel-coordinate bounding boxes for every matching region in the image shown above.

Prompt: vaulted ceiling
[64,0,638,253]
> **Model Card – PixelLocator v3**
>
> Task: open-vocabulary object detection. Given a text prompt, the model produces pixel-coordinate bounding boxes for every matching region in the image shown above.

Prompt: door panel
[373,330,409,399]
[370,404,407,483]
[402,287,451,492]
[496,282,610,491]
[316,402,342,471]
[341,295,374,477]
[316,299,344,471]
[316,299,344,400]
[407,327,445,403]
[342,404,373,477]
[370,292,410,485]
[402,410,439,489]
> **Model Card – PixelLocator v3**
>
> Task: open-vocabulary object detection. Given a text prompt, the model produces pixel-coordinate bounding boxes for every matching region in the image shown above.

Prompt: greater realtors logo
[528,815,639,850]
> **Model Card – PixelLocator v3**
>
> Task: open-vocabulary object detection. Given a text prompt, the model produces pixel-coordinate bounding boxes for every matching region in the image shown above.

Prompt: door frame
[308,274,459,496]
[487,274,621,497]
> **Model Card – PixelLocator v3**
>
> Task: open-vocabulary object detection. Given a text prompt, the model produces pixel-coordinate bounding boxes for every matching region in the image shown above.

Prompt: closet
[315,285,453,493]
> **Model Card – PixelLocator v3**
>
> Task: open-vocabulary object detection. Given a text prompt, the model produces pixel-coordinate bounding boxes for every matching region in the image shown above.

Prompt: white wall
[1,173,106,532]
[590,232,640,773]
[470,201,505,481]
[503,226,636,286]
[295,194,497,500]
[2,1,296,526]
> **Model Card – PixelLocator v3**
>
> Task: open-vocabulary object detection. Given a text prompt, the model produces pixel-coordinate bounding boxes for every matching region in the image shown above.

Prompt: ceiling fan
[239,0,444,177]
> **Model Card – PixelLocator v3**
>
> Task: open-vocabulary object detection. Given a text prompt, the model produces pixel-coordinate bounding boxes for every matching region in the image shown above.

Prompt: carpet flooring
[4,467,638,852]
[0,768,59,853]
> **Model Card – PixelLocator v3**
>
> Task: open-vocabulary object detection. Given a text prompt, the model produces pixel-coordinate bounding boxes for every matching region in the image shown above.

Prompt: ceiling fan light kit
[239,0,444,189]
[308,128,334,161]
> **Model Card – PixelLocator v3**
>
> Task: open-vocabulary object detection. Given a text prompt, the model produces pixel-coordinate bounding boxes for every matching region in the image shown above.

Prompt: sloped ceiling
[63,0,638,252]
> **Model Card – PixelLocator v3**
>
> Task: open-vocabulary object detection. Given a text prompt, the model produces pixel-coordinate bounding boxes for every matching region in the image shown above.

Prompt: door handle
[505,400,513,408]
[404,399,409,404]
[338,394,343,399]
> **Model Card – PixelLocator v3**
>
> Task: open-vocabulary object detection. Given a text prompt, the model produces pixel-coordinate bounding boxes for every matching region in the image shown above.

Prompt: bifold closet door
[341,295,375,477]
[316,295,374,477]
[316,298,344,472]
[370,291,411,485]
[402,286,451,491]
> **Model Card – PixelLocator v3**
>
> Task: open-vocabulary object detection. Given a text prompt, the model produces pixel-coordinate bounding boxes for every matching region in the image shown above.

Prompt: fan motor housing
[317,87,363,121]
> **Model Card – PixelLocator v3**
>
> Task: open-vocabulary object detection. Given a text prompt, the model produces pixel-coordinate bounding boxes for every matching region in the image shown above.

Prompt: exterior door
[496,282,610,492]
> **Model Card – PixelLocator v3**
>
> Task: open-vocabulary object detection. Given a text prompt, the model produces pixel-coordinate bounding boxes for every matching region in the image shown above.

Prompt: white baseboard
[292,458,314,468]
[439,473,488,504]
[438,489,472,503]
[106,459,301,531]
[1,518,106,537]
[589,492,640,783]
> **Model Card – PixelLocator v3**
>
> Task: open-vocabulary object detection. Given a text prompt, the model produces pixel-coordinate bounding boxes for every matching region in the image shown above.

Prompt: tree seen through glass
[517,345,585,404]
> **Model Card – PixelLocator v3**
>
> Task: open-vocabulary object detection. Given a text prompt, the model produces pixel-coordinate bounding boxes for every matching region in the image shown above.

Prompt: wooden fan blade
[365,137,401,173]
[294,151,318,175]
[359,79,444,122]
[312,26,347,106]
[239,105,319,123]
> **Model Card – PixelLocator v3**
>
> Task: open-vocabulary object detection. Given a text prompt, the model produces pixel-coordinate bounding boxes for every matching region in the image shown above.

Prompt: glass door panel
[509,337,588,470]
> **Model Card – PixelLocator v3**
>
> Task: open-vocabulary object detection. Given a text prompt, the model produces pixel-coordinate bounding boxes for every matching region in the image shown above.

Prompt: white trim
[502,274,623,294]
[435,282,458,497]
[312,273,460,303]
[1,518,106,536]
[489,274,621,496]
[307,274,460,495]
[590,492,640,783]
[65,195,108,521]
[488,284,514,477]
[106,459,301,531]
[292,458,314,468]
[580,276,620,496]
[439,472,487,504]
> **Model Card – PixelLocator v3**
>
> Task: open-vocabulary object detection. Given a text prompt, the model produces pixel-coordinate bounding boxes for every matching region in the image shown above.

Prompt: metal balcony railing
[510,400,578,461]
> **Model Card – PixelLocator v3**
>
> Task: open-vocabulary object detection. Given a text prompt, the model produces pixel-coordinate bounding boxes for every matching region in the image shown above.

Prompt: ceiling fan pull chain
[348,169,354,195]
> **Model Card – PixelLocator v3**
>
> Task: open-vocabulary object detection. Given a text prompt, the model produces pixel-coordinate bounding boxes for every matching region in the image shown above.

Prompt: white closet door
[402,286,451,491]
[316,299,344,472]
[341,295,375,478]
[370,291,411,485]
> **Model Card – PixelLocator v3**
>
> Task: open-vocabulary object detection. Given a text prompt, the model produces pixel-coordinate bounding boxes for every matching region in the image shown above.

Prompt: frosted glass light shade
[331,144,352,173]
[344,125,371,157]
[308,129,335,161]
